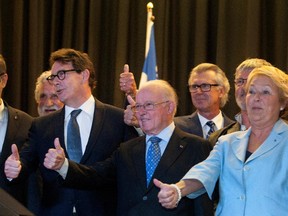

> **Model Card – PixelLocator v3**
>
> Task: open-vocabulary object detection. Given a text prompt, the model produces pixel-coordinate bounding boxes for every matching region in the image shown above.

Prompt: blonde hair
[188,63,230,107]
[246,66,288,104]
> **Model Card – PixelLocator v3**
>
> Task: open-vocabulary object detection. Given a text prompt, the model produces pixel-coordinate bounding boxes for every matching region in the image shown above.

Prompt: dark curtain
[0,0,287,117]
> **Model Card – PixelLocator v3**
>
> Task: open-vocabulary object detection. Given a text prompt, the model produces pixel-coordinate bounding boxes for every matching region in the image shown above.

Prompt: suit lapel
[80,99,102,162]
[131,137,147,190]
[1,106,18,162]
[147,128,187,189]
[189,112,204,137]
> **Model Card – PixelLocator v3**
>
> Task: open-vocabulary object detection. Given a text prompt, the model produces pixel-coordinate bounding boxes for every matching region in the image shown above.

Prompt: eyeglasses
[188,83,219,93]
[132,101,169,112]
[234,78,247,87]
[46,69,81,83]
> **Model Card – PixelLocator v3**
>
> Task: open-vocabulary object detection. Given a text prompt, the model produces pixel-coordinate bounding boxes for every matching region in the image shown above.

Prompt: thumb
[54,138,61,150]
[11,144,20,161]
[127,95,136,106]
[123,64,129,73]
[153,178,164,189]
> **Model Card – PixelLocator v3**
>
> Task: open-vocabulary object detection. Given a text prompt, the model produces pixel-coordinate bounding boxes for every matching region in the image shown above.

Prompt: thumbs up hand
[44,138,66,170]
[4,144,22,179]
[119,64,137,97]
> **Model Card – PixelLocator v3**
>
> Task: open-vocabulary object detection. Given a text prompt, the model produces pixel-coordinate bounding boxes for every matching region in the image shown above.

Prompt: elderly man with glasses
[43,79,214,216]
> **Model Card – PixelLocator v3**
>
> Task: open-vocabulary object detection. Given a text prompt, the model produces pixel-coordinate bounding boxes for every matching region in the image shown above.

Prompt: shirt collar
[0,99,5,121]
[197,111,224,130]
[65,95,95,119]
[146,122,175,144]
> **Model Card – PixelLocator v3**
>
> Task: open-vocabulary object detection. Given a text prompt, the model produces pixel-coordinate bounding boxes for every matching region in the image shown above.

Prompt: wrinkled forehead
[136,87,162,103]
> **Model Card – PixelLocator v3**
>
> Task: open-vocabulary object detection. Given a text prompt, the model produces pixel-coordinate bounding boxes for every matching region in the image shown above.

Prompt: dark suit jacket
[208,121,241,146]
[63,127,214,216]
[17,99,138,216]
[0,102,33,205]
[174,111,234,138]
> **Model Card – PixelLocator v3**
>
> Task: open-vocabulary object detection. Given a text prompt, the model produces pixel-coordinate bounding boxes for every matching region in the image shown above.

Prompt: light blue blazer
[184,119,288,216]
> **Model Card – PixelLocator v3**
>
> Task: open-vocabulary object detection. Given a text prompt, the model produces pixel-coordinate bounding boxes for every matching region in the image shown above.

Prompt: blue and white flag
[139,2,158,88]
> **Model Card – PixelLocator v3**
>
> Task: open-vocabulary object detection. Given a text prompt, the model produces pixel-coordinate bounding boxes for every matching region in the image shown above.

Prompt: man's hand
[5,144,22,179]
[119,64,137,97]
[154,178,179,209]
[44,138,66,170]
[124,95,139,127]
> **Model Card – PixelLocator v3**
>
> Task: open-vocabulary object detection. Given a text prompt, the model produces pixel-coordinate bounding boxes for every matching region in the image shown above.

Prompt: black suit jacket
[64,127,214,216]
[18,99,138,216]
[0,102,33,205]
[174,111,234,138]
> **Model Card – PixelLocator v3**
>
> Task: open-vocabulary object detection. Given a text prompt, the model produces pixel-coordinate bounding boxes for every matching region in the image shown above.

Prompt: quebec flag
[139,3,158,88]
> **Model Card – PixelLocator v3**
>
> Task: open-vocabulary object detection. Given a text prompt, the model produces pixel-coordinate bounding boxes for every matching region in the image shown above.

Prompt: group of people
[1,49,288,216]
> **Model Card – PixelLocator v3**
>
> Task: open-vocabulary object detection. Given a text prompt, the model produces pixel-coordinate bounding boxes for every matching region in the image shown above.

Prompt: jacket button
[142,196,148,201]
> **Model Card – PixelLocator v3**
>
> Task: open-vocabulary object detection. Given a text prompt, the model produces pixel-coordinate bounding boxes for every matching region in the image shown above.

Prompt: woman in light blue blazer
[155,65,288,216]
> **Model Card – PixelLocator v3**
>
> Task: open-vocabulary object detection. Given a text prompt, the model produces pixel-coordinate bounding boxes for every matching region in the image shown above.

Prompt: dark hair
[49,48,96,89]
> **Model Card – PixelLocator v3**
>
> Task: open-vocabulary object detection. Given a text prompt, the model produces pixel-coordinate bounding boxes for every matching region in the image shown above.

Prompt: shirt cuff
[57,158,69,179]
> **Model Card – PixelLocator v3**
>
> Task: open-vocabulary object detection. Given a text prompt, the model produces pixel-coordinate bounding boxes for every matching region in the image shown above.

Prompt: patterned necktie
[206,121,216,139]
[146,136,162,186]
[67,109,82,163]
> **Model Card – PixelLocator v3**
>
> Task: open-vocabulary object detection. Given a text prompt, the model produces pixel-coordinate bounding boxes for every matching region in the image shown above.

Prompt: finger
[54,138,61,150]
[11,144,20,161]
[123,64,129,73]
[153,178,163,188]
[127,95,136,106]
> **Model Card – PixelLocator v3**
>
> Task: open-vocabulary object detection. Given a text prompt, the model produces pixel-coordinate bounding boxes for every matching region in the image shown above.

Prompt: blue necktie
[206,121,216,139]
[67,109,82,163]
[146,136,162,186]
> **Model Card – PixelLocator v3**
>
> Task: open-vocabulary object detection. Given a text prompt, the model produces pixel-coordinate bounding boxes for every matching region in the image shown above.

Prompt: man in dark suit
[0,54,33,206]
[174,63,234,139]
[44,80,214,216]
[119,63,234,140]
[4,48,137,216]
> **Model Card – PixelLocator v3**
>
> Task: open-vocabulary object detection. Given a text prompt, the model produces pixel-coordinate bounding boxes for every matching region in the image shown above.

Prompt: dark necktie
[206,121,216,139]
[67,109,82,163]
[146,136,162,186]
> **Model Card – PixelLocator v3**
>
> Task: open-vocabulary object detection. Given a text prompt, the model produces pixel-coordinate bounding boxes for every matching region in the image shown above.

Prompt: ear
[0,74,8,88]
[81,69,90,82]
[167,101,175,114]
[217,86,225,98]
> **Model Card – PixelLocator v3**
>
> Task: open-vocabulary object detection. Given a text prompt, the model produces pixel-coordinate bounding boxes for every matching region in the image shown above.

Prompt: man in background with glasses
[173,63,234,139]
[208,58,272,145]
[43,79,214,216]
[4,48,138,216]
[0,54,33,207]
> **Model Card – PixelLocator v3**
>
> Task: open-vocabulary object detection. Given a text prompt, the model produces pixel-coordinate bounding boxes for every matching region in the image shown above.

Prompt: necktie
[67,109,82,163]
[206,121,216,139]
[146,136,162,186]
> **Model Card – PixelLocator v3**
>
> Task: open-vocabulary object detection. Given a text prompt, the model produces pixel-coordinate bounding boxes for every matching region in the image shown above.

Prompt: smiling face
[37,81,63,116]
[246,75,283,128]
[189,70,223,117]
[135,86,173,135]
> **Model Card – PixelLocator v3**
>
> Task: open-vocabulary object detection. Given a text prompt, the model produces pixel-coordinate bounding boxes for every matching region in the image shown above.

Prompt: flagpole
[144,2,154,58]
[139,2,158,88]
